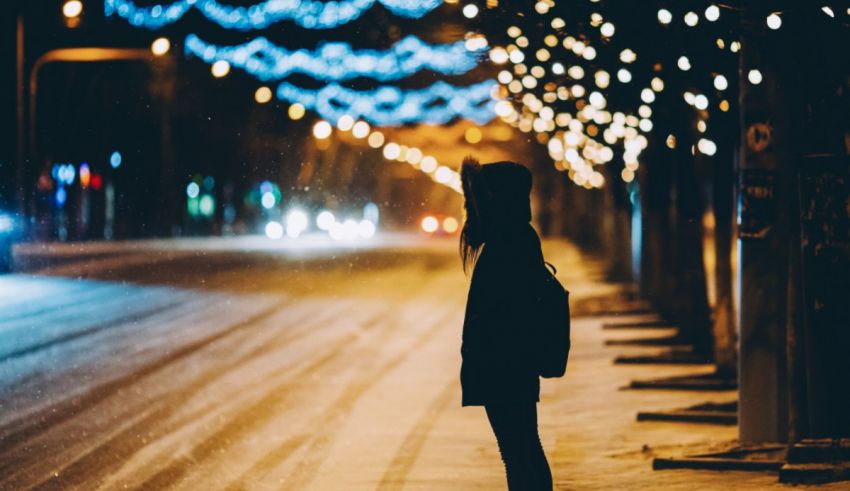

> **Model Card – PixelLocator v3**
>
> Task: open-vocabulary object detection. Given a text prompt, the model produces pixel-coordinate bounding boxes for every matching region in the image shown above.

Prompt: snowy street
[0,236,839,490]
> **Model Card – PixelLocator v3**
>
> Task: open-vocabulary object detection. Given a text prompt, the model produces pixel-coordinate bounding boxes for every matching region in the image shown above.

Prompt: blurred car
[0,211,17,272]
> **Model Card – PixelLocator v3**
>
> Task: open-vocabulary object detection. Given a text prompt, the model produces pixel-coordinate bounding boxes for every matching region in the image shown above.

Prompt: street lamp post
[20,47,155,238]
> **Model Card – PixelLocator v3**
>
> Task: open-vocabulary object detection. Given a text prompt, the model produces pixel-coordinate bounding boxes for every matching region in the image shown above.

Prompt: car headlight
[0,213,15,234]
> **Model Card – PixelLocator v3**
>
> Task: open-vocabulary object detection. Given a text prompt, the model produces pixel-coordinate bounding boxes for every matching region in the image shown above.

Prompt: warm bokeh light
[151,37,171,56]
[337,115,355,131]
[367,131,385,148]
[313,120,332,139]
[211,60,230,78]
[352,121,370,139]
[63,0,83,18]
[464,127,483,144]
[442,217,459,234]
[421,216,439,233]
[288,103,306,120]
[254,86,273,104]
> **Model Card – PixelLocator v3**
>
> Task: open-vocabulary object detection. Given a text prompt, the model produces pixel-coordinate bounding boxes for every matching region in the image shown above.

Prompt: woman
[459,156,553,490]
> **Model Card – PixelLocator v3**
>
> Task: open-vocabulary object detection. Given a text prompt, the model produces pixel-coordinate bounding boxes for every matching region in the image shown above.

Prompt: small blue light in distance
[110,151,122,168]
[261,191,276,209]
[56,187,68,207]
[186,182,200,198]
[0,214,13,233]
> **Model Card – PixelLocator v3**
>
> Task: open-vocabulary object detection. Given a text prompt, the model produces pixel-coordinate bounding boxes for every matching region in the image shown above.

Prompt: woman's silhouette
[459,157,553,490]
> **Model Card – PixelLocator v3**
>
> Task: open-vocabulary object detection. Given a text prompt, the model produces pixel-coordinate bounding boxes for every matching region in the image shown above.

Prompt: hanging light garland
[482,11,653,188]
[104,0,444,30]
[184,34,484,82]
[276,80,498,126]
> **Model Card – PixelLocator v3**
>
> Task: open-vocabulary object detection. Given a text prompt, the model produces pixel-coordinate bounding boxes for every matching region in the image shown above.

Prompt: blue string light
[104,0,443,30]
[184,34,483,82]
[275,80,498,126]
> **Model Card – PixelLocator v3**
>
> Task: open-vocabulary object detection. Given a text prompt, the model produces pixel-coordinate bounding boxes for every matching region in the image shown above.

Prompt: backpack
[534,262,571,378]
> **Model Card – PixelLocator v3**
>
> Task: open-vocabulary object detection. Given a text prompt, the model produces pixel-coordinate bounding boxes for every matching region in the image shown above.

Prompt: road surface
[0,235,840,490]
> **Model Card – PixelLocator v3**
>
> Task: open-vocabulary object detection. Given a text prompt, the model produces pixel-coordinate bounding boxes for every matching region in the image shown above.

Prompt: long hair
[459,156,488,274]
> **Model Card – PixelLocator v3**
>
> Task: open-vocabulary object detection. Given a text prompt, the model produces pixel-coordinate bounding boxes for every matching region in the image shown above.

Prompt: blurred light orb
[462,4,479,18]
[705,4,720,21]
[677,56,692,71]
[211,60,230,78]
[698,138,718,156]
[534,1,550,14]
[254,86,273,104]
[495,100,514,117]
[589,172,605,188]
[63,0,83,18]
[288,103,306,120]
[342,219,359,240]
[434,166,453,183]
[285,209,309,238]
[316,210,335,231]
[509,49,525,64]
[261,191,276,209]
[684,11,699,26]
[551,62,565,75]
[617,68,632,83]
[442,217,459,234]
[421,216,439,233]
[651,77,665,92]
[352,121,370,139]
[110,151,122,168]
[151,37,170,56]
[186,182,200,199]
[489,47,509,64]
[619,49,636,64]
[694,94,709,110]
[420,156,438,173]
[657,8,673,24]
[748,69,763,85]
[465,127,482,144]
[368,131,385,148]
[313,120,332,139]
[199,195,215,217]
[821,6,835,18]
[589,91,606,108]
[766,13,782,30]
[600,22,615,37]
[357,220,376,238]
[383,142,401,160]
[714,74,729,91]
[507,26,522,38]
[337,114,355,131]
[582,47,597,60]
[265,221,284,239]
[640,88,655,103]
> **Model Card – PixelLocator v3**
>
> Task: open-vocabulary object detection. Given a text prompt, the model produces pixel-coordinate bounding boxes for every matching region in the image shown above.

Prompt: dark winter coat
[460,222,545,406]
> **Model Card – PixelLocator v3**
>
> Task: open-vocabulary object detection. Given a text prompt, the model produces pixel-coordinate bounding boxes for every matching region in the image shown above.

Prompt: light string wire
[104,0,443,30]
[184,33,484,82]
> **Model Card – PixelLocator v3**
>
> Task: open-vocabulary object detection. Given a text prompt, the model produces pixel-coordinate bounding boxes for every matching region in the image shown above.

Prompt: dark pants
[485,402,552,491]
